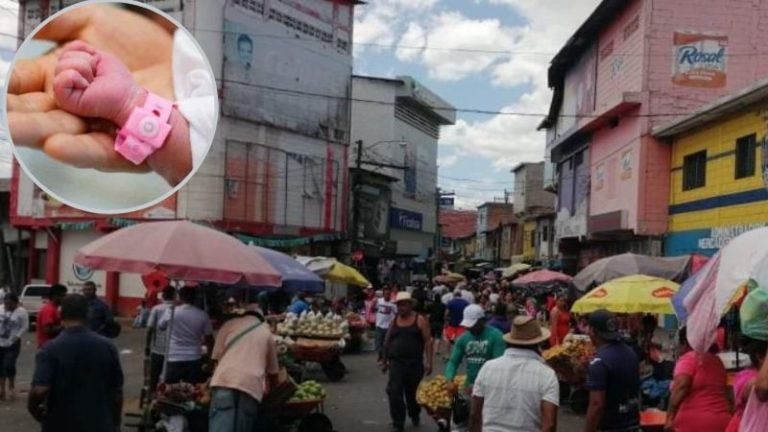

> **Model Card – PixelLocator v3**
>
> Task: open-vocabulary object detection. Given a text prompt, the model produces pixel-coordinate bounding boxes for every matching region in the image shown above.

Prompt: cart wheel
[322,358,347,382]
[298,413,333,432]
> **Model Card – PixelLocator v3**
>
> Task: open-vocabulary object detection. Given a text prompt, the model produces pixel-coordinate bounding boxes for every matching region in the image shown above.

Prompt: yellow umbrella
[443,271,466,282]
[502,263,531,278]
[572,274,680,315]
[324,260,371,287]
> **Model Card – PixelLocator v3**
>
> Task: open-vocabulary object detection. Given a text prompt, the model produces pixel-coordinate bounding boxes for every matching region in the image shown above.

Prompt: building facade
[512,162,557,266]
[350,75,456,273]
[475,202,516,264]
[12,0,359,315]
[654,79,768,256]
[541,0,768,269]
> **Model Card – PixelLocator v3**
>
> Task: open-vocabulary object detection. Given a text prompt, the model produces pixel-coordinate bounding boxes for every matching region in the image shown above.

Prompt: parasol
[249,246,324,294]
[324,260,370,287]
[571,274,679,315]
[573,253,692,291]
[501,263,531,278]
[512,269,572,285]
[75,221,282,286]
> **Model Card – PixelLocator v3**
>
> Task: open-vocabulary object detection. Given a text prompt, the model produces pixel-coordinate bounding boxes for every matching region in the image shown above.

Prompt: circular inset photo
[4,0,218,214]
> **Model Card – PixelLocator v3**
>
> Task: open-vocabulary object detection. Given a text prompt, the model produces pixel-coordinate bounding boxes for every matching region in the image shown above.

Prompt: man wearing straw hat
[470,315,559,432]
[382,291,433,432]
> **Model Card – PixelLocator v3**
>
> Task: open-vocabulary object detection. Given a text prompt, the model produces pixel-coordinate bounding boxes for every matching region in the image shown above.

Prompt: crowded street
[2,0,768,431]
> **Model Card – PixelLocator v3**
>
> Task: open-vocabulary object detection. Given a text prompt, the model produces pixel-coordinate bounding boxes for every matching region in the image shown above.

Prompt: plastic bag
[740,282,768,341]
[452,392,470,425]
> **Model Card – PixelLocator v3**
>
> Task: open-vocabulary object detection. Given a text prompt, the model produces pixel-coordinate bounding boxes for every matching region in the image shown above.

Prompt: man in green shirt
[445,304,506,390]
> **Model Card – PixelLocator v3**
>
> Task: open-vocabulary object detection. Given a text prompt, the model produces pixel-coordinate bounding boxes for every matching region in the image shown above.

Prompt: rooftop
[439,210,478,239]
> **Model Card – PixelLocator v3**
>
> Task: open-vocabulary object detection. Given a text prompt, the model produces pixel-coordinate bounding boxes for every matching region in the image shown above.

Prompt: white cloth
[651,327,677,362]
[0,306,28,347]
[375,298,396,329]
[159,304,213,362]
[473,348,559,432]
[172,30,217,171]
[147,301,174,355]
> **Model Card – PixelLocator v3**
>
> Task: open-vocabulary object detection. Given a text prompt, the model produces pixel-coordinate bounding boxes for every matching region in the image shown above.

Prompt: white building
[350,75,456,267]
[11,0,360,315]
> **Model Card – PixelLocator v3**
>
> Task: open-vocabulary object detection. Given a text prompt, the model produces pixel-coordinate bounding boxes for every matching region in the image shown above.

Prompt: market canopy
[75,221,283,286]
[501,263,531,278]
[572,274,679,315]
[512,269,572,285]
[573,253,693,291]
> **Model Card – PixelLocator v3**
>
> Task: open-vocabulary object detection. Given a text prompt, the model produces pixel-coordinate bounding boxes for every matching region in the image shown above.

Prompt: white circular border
[3,0,220,215]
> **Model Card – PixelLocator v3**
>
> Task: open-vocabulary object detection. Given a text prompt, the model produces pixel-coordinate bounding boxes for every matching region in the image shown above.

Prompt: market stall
[275,311,351,381]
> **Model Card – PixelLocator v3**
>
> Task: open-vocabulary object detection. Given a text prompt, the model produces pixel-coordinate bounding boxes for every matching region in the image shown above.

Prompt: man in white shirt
[375,286,397,360]
[146,286,175,392]
[471,315,559,432]
[158,286,213,384]
[0,293,29,401]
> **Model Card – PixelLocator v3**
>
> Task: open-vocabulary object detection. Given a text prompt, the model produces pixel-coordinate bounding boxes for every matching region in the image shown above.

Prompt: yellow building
[654,80,768,256]
[522,220,538,261]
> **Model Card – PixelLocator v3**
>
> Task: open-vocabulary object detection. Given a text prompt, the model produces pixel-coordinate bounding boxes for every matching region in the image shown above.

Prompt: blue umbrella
[251,246,325,294]
[673,270,700,322]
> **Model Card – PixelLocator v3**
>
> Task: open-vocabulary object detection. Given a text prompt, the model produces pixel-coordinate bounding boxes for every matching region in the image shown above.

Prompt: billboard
[390,208,423,231]
[357,184,390,240]
[672,32,728,88]
[559,44,597,134]
[222,1,353,140]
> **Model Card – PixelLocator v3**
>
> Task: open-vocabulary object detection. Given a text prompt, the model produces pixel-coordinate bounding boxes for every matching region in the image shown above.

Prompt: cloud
[353,0,440,53]
[395,11,518,81]
[437,153,459,168]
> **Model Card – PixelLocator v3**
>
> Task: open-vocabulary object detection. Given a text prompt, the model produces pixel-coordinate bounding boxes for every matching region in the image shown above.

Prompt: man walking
[584,309,641,432]
[382,292,433,432]
[28,294,123,432]
[0,293,29,401]
[209,305,280,432]
[445,290,470,344]
[36,284,67,348]
[159,286,214,384]
[146,285,175,393]
[445,304,506,390]
[470,315,559,432]
[82,281,116,337]
[375,286,396,359]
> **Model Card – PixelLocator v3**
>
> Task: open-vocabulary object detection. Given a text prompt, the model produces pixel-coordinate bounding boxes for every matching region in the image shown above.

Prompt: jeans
[386,361,423,429]
[209,388,263,432]
[0,340,20,378]
[375,327,388,359]
[149,353,164,393]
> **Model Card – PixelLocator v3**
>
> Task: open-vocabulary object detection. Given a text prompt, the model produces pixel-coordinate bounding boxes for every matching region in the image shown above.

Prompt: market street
[2,322,586,431]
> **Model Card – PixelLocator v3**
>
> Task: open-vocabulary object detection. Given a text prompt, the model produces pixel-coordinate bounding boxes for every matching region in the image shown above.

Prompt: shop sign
[389,208,423,231]
[697,223,767,250]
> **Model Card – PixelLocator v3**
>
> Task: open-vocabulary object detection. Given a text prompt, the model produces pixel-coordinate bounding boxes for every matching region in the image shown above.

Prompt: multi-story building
[475,202,516,264]
[438,209,477,270]
[11,0,359,314]
[350,75,456,278]
[512,162,557,266]
[654,78,768,256]
[541,0,768,269]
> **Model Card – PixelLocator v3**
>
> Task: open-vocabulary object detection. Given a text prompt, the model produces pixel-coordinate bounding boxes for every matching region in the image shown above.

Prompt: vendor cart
[543,335,594,414]
[290,338,348,382]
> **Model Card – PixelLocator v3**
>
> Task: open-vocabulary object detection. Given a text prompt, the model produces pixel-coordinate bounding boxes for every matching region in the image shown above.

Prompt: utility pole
[435,189,455,275]
[352,140,363,254]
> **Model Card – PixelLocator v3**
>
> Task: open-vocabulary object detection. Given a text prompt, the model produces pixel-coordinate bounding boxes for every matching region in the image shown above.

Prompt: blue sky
[353,0,602,208]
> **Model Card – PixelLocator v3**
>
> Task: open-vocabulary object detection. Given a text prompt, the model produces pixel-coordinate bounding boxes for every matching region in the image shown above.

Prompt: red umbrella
[142,270,169,308]
[75,221,282,286]
[513,269,573,285]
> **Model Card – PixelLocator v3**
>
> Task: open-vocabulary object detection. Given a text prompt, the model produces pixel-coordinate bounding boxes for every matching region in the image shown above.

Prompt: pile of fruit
[288,380,326,402]
[156,382,211,406]
[416,375,466,411]
[276,311,350,339]
[543,335,595,382]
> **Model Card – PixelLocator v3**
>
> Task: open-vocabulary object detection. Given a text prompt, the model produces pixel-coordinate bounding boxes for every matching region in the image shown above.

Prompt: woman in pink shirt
[726,337,767,432]
[666,328,731,432]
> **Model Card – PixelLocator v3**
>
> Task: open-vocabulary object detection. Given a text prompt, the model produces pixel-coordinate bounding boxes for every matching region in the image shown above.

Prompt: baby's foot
[53,41,141,125]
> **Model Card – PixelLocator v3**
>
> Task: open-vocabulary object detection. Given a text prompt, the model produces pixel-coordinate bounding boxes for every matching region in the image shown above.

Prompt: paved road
[3,324,586,431]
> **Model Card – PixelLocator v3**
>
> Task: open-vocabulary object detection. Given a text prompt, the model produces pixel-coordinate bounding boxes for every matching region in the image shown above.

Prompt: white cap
[460,304,485,328]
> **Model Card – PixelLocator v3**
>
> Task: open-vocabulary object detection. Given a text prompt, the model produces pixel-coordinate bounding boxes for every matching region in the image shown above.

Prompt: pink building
[541,0,768,270]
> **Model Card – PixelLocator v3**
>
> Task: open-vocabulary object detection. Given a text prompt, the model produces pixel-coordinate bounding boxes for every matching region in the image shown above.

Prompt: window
[541,225,549,243]
[735,133,757,179]
[683,151,707,191]
[530,231,536,248]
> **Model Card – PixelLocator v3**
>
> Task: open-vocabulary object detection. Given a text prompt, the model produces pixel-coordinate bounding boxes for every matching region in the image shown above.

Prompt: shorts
[430,325,444,340]
[0,340,21,378]
[444,326,465,342]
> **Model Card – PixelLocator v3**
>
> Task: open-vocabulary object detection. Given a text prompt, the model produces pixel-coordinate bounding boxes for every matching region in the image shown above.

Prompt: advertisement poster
[357,184,390,240]
[672,31,728,88]
[222,2,352,140]
[560,43,597,133]
[620,149,633,180]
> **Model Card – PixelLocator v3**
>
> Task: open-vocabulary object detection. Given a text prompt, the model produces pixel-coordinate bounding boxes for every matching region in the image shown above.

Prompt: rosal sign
[672,32,728,88]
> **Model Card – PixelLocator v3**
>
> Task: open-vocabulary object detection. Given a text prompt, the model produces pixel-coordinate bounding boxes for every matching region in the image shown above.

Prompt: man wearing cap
[445,304,506,391]
[470,315,559,432]
[382,291,433,432]
[584,309,641,432]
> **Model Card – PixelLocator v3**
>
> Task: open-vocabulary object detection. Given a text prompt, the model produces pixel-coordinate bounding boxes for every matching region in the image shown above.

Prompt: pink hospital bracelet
[114,91,175,165]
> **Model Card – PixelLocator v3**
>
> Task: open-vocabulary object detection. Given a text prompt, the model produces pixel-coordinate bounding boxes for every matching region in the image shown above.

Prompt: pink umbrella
[513,269,573,285]
[74,220,282,286]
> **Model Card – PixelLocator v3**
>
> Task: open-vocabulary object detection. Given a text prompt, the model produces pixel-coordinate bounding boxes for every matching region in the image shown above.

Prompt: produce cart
[275,311,350,382]
[543,335,595,413]
[262,380,334,432]
[416,375,468,432]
